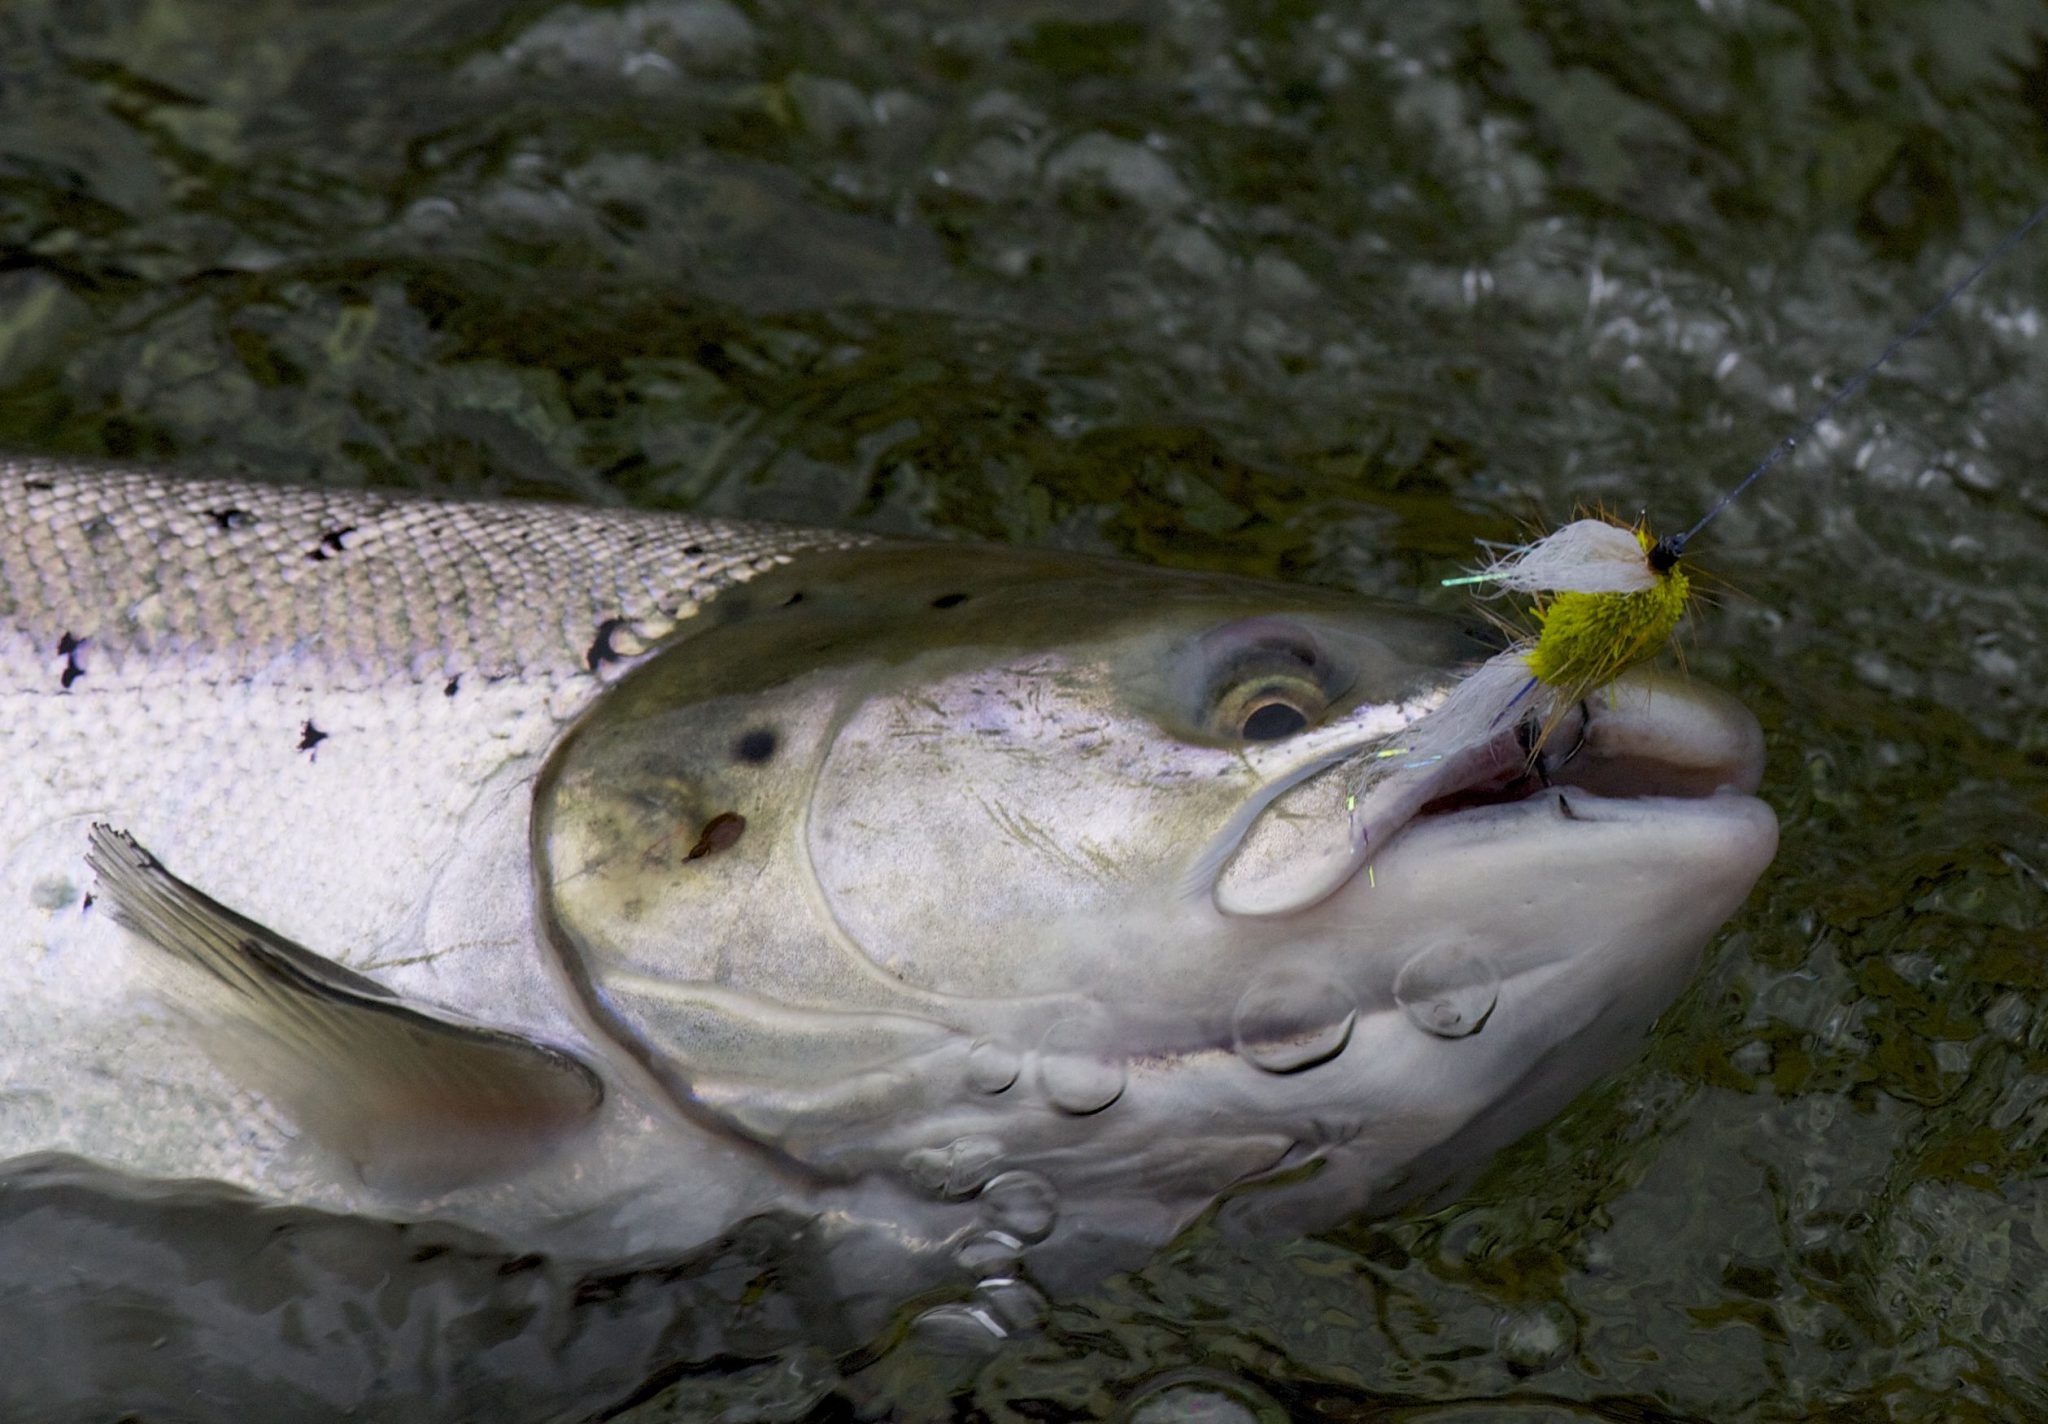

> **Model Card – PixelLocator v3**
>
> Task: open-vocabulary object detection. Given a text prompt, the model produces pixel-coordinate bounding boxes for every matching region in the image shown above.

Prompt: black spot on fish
[55,632,85,690]
[931,592,970,610]
[735,729,777,764]
[23,478,52,492]
[444,675,461,697]
[308,526,357,561]
[781,590,805,608]
[586,617,631,672]
[208,507,255,531]
[682,543,704,557]
[298,719,328,754]
[81,892,93,911]
[685,811,746,861]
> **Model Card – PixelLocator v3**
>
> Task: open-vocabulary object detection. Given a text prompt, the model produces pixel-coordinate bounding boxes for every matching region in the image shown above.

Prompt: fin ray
[86,825,602,1195]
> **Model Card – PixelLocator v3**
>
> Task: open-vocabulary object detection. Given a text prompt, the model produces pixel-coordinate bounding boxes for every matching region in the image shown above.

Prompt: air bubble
[909,1277,1049,1351]
[1124,1370,1285,1424]
[954,1229,1025,1274]
[971,1276,1048,1334]
[1496,1300,1577,1374]
[965,1038,1019,1093]
[1232,972,1356,1072]
[909,1303,1008,1354]
[1393,943,1499,1038]
[902,1134,1002,1197]
[978,1169,1057,1242]
[1036,1016,1125,1113]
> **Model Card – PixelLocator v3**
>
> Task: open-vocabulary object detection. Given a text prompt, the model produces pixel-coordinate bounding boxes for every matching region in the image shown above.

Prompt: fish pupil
[1242,701,1309,741]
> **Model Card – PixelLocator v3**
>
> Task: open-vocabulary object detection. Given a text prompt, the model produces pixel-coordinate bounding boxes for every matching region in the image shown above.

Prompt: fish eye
[1209,657,1330,743]
[1141,615,1354,747]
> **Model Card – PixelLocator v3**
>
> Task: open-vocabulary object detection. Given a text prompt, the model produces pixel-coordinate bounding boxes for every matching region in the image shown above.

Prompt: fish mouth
[1413,675,1765,823]
[1211,669,1769,918]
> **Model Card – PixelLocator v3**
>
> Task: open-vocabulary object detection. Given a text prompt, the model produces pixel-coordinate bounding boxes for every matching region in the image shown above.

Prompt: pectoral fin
[85,825,601,1195]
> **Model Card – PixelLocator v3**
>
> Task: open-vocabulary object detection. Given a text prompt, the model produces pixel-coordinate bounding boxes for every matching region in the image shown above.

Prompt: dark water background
[3,1,2047,1419]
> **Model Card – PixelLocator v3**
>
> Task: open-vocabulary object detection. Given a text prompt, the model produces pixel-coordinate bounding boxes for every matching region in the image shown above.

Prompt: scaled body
[0,461,1777,1303]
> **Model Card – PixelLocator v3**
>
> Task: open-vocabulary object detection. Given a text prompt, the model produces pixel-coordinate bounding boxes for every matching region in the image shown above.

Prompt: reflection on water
[2,0,2047,1419]
[0,1156,850,1421]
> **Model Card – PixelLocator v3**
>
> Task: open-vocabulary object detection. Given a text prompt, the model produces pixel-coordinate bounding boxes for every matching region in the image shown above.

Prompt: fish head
[535,543,1774,1252]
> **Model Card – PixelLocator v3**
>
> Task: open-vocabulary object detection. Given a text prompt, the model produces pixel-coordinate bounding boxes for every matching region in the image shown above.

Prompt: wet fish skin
[0,461,853,947]
[0,459,861,1241]
[0,456,1776,1305]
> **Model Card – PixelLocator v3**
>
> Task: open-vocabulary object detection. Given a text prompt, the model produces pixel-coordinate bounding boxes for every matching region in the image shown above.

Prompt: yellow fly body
[1524,525,1690,701]
[1443,516,1692,711]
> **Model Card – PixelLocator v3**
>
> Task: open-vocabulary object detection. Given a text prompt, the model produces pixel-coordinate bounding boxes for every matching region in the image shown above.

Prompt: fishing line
[1664,190,2048,563]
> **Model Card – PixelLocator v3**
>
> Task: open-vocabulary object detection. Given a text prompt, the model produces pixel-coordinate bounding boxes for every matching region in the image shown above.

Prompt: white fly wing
[1459,520,1656,596]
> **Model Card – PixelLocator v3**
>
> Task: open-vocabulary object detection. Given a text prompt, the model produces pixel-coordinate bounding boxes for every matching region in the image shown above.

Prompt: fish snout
[1562,668,1766,799]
